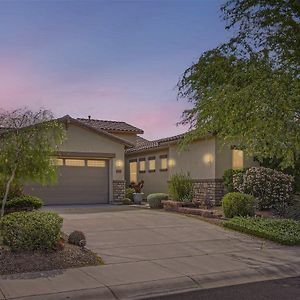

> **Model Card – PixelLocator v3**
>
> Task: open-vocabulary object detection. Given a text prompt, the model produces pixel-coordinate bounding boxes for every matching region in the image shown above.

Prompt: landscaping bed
[224,216,300,245]
[0,234,102,275]
[162,200,223,219]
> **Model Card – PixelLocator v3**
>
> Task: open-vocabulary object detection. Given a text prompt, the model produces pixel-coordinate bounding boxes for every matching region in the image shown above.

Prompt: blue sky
[0,0,228,139]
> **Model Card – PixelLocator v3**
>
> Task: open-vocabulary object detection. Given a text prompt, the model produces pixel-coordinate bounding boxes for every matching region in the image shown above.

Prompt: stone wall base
[112,180,125,204]
[192,179,225,206]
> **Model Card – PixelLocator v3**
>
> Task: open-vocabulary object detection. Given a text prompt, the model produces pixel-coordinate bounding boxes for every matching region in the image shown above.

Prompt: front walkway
[1,209,300,299]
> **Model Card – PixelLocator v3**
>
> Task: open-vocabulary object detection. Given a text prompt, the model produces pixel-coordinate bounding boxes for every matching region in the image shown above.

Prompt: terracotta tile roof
[126,133,186,154]
[77,118,144,134]
[59,115,135,147]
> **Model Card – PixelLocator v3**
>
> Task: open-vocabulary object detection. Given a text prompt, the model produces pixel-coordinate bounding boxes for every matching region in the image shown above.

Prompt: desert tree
[0,108,65,217]
[178,0,300,169]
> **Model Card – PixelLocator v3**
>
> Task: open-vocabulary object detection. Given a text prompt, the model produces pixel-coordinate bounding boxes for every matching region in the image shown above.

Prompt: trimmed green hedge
[0,211,63,251]
[147,193,168,209]
[222,192,255,218]
[2,195,43,211]
[224,216,300,245]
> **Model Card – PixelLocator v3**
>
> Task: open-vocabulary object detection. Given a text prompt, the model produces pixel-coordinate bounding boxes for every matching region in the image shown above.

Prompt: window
[129,160,137,183]
[139,158,146,173]
[51,158,64,166]
[148,156,156,172]
[65,159,85,167]
[87,160,106,167]
[160,155,168,171]
[232,149,244,169]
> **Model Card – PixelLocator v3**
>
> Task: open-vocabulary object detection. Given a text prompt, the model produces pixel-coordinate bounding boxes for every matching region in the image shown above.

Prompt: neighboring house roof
[77,118,144,134]
[126,133,186,154]
[59,115,135,147]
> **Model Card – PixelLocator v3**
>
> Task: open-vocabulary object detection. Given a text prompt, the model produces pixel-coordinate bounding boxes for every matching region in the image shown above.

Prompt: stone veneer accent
[192,179,225,206]
[112,180,125,204]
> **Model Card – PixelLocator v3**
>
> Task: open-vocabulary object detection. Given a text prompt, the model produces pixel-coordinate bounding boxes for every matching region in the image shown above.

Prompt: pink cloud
[0,58,190,139]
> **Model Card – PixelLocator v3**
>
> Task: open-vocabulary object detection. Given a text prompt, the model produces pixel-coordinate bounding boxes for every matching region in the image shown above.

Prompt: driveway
[1,208,300,300]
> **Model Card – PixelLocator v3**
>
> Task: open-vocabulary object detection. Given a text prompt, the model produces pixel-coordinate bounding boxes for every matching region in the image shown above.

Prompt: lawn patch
[224,217,300,245]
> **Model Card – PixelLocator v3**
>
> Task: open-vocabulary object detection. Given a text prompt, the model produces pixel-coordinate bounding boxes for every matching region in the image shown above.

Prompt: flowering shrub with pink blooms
[233,167,294,211]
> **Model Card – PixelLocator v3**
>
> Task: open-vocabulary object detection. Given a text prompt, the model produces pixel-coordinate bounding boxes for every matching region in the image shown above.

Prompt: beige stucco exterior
[126,136,258,199]
[126,148,169,196]
[169,137,216,179]
[215,137,259,178]
[59,123,125,181]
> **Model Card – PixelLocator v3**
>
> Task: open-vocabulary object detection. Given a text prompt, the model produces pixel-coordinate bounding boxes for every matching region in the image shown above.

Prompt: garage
[24,158,109,205]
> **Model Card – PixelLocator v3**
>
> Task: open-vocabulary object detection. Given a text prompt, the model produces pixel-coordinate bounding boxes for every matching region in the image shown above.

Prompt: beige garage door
[24,158,109,205]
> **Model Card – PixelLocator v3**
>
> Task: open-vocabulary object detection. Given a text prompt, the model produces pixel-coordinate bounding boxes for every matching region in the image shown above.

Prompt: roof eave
[58,115,135,147]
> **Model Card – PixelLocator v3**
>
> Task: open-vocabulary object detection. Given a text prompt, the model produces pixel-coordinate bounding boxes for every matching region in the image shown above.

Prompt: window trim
[129,160,138,183]
[232,149,244,170]
[159,154,168,172]
[148,156,156,173]
[139,158,146,173]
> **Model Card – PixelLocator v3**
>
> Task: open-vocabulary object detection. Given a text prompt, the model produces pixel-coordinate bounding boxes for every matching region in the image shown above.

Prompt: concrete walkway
[1,209,300,299]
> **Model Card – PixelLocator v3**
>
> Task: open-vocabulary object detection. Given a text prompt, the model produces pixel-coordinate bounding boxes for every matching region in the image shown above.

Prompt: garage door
[24,158,109,205]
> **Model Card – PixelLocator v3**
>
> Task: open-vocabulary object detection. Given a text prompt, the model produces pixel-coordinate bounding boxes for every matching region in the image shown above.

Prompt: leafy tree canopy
[221,0,300,75]
[0,108,65,216]
[178,0,300,169]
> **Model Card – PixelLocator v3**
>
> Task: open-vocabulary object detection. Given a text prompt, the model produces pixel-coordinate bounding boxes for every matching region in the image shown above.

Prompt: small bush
[285,195,300,220]
[222,192,255,218]
[68,230,86,247]
[147,193,168,209]
[223,168,246,192]
[0,211,63,251]
[234,167,294,211]
[2,195,43,212]
[125,188,135,201]
[0,180,23,200]
[224,216,300,245]
[169,172,193,202]
[122,198,132,205]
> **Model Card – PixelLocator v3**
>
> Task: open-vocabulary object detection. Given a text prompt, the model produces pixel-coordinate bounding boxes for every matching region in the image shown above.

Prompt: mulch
[0,235,103,275]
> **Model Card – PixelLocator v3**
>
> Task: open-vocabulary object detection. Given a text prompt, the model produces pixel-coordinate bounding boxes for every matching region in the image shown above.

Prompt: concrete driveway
[60,208,300,298]
[1,208,300,300]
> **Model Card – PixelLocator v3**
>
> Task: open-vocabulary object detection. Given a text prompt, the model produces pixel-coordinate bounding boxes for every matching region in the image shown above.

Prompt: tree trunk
[1,167,17,218]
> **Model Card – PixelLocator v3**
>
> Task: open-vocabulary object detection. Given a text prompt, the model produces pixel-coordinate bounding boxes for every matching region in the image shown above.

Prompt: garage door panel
[24,159,109,205]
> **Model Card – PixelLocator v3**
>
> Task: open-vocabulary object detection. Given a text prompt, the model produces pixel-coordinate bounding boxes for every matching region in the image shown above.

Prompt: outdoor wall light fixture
[115,159,123,168]
[203,153,214,165]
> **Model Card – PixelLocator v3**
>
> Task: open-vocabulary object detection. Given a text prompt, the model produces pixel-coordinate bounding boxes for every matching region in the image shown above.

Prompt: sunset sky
[0,0,228,139]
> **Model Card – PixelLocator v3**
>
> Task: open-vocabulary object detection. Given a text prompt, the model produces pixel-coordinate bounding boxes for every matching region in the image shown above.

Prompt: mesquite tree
[178,0,300,169]
[0,109,65,217]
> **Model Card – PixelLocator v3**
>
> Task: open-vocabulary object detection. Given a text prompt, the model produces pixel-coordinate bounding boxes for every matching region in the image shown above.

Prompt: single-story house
[24,115,257,205]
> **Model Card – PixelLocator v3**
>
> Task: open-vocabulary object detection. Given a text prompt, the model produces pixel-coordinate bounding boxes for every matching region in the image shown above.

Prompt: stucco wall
[59,124,125,181]
[215,138,259,179]
[125,149,169,197]
[169,138,216,179]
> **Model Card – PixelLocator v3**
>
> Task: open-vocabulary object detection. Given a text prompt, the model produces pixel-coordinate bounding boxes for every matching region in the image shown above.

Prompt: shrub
[222,192,255,218]
[68,230,86,247]
[224,216,300,245]
[0,211,63,251]
[223,168,246,192]
[169,172,193,202]
[1,195,43,213]
[122,198,132,205]
[0,180,23,201]
[285,194,300,220]
[234,167,294,210]
[147,193,168,209]
[125,188,135,201]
